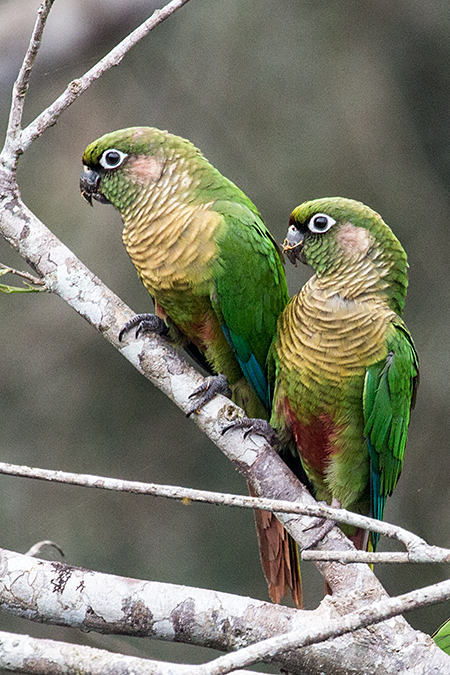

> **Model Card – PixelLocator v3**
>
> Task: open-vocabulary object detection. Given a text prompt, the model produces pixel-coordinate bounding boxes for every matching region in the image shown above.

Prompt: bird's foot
[186,373,231,417]
[119,313,169,342]
[221,417,280,448]
[301,498,341,550]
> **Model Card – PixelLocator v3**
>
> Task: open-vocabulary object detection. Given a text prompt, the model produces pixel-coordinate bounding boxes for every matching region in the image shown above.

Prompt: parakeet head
[283,197,409,312]
[80,126,201,211]
[284,197,405,270]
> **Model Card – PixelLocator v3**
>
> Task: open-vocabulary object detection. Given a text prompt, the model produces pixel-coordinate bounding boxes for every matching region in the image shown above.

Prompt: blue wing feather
[211,205,289,412]
[221,324,269,408]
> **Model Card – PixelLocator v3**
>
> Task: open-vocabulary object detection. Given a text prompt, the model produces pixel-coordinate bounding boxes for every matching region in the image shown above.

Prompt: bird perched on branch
[270,197,418,551]
[80,126,304,606]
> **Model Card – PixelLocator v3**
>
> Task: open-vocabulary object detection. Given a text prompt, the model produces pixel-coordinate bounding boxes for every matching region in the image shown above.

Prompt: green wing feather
[211,201,289,409]
[433,617,450,655]
[363,321,419,542]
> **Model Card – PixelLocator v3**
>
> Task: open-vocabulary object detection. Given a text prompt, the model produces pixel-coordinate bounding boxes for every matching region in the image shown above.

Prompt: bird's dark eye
[99,149,128,170]
[307,213,336,234]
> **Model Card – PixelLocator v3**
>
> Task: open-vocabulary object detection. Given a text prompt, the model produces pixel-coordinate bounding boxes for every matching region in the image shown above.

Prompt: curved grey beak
[80,167,110,205]
[282,225,305,266]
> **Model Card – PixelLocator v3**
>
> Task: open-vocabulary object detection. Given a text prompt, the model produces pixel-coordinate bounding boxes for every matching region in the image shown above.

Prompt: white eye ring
[99,149,128,170]
[307,213,336,234]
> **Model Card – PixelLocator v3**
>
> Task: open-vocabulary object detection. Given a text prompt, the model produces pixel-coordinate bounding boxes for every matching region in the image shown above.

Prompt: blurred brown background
[0,0,449,668]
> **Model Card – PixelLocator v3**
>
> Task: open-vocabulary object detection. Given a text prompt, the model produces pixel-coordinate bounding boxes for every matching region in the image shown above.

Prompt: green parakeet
[79,126,302,605]
[270,197,419,549]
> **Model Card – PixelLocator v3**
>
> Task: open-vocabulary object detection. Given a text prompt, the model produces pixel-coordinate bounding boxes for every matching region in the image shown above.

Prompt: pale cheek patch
[129,156,163,184]
[337,222,374,256]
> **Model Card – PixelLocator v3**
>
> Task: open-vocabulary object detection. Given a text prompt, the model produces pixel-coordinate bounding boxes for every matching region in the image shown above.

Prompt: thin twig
[25,539,64,558]
[0,264,45,285]
[3,0,55,168]
[301,549,445,564]
[0,266,45,293]
[189,578,450,675]
[0,460,448,564]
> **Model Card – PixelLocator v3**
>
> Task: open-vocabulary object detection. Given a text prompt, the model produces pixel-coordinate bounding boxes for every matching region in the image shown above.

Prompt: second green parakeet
[269,197,419,549]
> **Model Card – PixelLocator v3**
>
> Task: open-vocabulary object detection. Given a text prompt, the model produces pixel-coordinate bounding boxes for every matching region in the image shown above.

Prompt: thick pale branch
[0,547,303,647]
[0,547,448,675]
[0,461,447,565]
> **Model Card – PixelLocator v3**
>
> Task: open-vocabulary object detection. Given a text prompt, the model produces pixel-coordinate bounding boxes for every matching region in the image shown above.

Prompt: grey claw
[221,418,279,447]
[186,374,230,417]
[119,314,168,342]
[300,499,341,550]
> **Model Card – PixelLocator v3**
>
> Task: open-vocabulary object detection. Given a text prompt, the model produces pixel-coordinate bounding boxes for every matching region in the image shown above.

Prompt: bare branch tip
[25,540,65,558]
[20,0,193,153]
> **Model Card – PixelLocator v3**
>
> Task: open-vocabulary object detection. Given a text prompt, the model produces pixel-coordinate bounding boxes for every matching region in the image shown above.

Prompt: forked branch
[1,0,191,170]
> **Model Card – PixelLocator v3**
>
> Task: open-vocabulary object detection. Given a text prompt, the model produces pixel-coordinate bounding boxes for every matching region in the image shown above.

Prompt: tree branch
[192,578,450,675]
[0,630,269,675]
[2,0,191,167]
[0,263,44,285]
[0,460,448,566]
[3,0,55,169]
[301,548,450,564]
[0,263,45,293]
[0,547,448,675]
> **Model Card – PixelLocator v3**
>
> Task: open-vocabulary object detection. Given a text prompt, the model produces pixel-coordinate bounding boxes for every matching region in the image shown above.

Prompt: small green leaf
[0,282,43,294]
[0,266,44,293]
